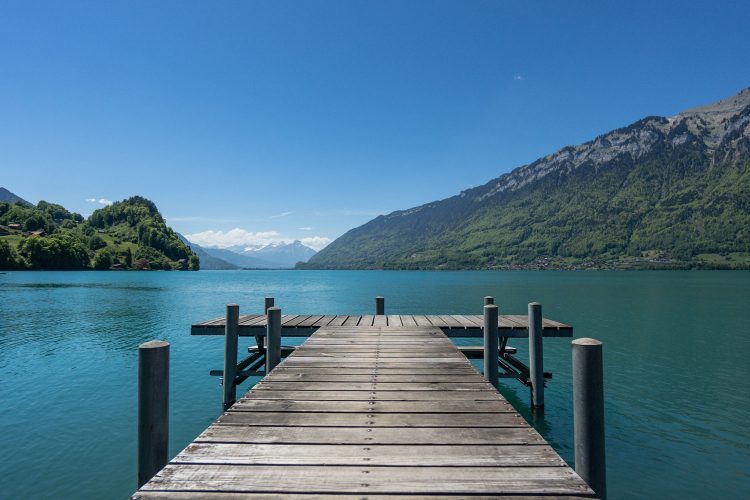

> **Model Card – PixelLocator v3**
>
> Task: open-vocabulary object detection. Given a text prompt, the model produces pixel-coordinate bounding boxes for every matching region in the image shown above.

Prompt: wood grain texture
[135,325,593,499]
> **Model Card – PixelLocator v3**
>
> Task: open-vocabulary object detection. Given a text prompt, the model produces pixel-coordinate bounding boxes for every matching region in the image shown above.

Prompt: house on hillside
[29,229,45,237]
[8,223,21,230]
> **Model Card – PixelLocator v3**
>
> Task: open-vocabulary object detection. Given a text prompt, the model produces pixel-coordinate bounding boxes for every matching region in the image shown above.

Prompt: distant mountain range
[180,235,317,269]
[0,187,32,207]
[302,88,750,270]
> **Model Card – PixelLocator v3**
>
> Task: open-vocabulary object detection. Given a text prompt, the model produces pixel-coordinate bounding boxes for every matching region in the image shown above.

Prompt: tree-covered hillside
[303,88,750,270]
[0,194,199,270]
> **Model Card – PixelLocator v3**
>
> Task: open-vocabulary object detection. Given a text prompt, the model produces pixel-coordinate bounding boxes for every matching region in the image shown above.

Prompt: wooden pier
[191,313,574,337]
[134,322,596,498]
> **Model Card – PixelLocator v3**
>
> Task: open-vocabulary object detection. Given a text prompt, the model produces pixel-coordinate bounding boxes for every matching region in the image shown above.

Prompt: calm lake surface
[1,270,748,498]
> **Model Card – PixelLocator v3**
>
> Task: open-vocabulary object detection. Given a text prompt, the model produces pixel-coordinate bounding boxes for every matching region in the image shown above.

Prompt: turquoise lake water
[0,270,748,498]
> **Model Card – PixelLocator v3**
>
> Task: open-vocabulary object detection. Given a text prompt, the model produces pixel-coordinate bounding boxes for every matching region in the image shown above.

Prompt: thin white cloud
[269,211,292,219]
[85,198,113,206]
[300,236,332,251]
[184,229,284,248]
[297,226,313,231]
[513,75,525,81]
[184,228,332,251]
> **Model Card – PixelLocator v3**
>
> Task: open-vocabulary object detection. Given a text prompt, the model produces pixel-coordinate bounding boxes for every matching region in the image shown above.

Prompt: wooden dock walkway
[191,314,573,338]
[134,325,595,498]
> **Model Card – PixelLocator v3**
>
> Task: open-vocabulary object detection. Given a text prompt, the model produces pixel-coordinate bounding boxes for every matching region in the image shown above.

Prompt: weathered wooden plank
[242,389,500,401]
[253,382,495,391]
[312,316,337,327]
[265,373,487,383]
[237,314,262,326]
[297,315,325,328]
[372,315,388,326]
[229,399,516,413]
[427,316,448,327]
[326,315,348,326]
[359,315,375,326]
[342,315,361,326]
[198,316,225,326]
[269,367,480,376]
[142,465,593,495]
[278,315,299,326]
[290,352,461,359]
[218,411,525,427]
[399,315,417,326]
[283,315,312,327]
[134,493,594,499]
[439,315,464,328]
[172,442,565,466]
[411,315,432,326]
[196,425,545,445]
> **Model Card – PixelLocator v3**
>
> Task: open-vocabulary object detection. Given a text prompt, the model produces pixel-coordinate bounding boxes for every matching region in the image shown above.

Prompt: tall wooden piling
[528,302,544,408]
[264,296,274,313]
[375,296,385,315]
[266,307,282,373]
[137,340,169,488]
[222,304,239,410]
[484,296,494,305]
[572,338,606,499]
[483,304,499,389]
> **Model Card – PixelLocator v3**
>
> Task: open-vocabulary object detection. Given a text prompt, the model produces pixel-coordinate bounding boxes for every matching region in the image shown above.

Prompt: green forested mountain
[0,194,199,270]
[303,88,750,270]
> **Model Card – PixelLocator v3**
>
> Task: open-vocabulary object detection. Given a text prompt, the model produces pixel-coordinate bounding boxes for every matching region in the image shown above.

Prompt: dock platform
[134,325,595,498]
[191,313,573,337]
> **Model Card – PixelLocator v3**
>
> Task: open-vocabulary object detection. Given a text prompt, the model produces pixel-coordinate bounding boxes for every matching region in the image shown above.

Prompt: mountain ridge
[0,187,33,207]
[189,239,317,269]
[303,88,750,270]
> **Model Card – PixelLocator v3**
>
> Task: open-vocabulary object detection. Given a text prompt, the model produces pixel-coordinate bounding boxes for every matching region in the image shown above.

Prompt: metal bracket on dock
[210,343,296,385]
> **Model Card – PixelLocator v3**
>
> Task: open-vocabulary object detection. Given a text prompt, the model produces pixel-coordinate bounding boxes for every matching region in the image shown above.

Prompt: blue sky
[2,1,749,249]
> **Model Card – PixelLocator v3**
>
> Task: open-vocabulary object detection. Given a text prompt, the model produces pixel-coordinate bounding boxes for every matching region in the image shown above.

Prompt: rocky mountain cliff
[303,88,750,270]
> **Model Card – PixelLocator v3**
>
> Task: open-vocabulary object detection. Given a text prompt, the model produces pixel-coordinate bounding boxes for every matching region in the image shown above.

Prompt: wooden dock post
[222,304,239,410]
[375,296,385,315]
[483,304,499,389]
[137,340,169,488]
[266,307,282,373]
[264,296,274,313]
[484,296,494,305]
[528,302,544,408]
[572,338,606,499]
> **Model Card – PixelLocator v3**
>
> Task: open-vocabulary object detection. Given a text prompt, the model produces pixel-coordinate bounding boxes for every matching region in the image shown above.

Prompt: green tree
[0,240,21,269]
[93,249,114,270]
[188,254,200,270]
[125,247,133,268]
[88,234,106,250]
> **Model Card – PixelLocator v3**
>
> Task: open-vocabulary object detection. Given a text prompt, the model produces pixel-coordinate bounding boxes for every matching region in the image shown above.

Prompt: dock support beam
[266,307,282,373]
[483,304,499,389]
[222,304,239,410]
[572,338,606,499]
[484,296,494,306]
[137,340,169,488]
[264,296,274,313]
[375,296,385,315]
[528,302,544,408]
